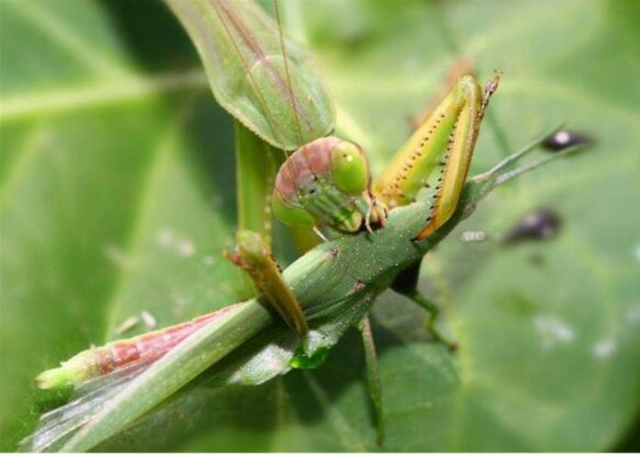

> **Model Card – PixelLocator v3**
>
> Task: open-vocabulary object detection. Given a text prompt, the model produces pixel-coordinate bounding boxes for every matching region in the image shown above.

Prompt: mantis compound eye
[331,141,370,196]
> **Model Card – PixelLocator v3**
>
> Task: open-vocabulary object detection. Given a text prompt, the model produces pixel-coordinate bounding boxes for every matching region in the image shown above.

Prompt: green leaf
[2,0,639,452]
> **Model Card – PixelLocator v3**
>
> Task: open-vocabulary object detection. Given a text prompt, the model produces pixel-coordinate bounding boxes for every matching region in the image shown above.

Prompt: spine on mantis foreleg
[225,229,309,335]
[36,304,244,390]
[374,74,500,240]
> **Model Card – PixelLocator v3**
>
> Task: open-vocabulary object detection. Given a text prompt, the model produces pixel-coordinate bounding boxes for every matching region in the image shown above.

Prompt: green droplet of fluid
[290,347,330,369]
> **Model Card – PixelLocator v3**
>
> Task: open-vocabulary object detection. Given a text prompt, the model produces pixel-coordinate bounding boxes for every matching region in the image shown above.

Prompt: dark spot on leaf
[502,208,561,244]
[542,130,593,152]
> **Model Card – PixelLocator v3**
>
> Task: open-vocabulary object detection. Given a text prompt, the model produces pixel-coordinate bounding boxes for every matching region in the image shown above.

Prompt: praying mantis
[22,0,583,451]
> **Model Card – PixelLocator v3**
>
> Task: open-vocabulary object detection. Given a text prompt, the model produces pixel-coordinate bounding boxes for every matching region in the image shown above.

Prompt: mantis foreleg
[233,123,312,334]
[374,73,500,239]
[225,230,308,336]
[374,73,500,349]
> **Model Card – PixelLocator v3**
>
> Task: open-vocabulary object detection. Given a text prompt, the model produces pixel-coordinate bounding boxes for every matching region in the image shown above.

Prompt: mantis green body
[26,120,576,453]
[36,70,496,386]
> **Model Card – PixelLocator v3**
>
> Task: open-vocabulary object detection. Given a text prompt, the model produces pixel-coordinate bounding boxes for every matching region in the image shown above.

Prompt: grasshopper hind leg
[391,261,458,352]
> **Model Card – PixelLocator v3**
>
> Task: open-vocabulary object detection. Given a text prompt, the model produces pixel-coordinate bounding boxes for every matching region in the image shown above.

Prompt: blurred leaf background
[1,0,639,451]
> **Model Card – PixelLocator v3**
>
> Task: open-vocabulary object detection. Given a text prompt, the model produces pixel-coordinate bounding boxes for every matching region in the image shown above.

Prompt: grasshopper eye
[331,141,370,196]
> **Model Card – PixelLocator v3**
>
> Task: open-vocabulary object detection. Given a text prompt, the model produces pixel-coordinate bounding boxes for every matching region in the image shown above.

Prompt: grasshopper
[24,0,583,451]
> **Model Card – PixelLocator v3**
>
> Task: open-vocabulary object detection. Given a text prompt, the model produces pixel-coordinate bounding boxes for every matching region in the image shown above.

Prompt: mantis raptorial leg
[225,229,308,336]
[373,74,500,226]
[370,74,501,350]
[232,122,313,337]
